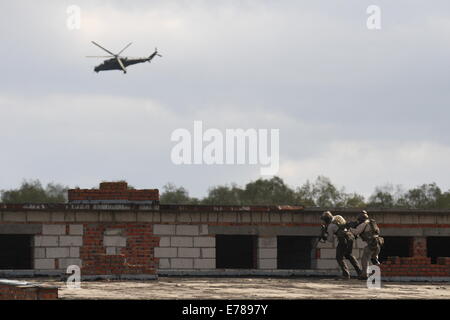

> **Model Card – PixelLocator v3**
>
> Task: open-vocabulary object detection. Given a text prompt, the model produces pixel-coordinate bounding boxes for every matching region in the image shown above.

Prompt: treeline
[1,177,450,209]
[161,176,450,209]
[1,180,67,204]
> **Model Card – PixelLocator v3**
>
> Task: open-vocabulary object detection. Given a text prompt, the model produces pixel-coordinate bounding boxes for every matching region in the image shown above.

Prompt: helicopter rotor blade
[91,41,116,56]
[117,57,127,73]
[117,42,133,56]
[86,56,114,58]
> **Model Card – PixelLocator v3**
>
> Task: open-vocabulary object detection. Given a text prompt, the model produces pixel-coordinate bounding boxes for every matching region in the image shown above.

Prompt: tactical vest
[360,219,380,242]
[332,215,353,241]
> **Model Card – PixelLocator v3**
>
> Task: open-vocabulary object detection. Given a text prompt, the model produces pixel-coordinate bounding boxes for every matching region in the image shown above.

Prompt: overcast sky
[1,1,449,198]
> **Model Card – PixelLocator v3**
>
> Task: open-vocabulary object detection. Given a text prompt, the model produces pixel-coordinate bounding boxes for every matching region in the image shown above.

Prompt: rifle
[319,224,328,242]
[345,221,359,229]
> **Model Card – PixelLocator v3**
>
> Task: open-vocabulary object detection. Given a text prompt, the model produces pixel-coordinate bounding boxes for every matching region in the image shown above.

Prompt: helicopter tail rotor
[148,48,162,62]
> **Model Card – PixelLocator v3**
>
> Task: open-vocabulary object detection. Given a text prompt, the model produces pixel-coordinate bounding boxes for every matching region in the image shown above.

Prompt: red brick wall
[68,182,159,202]
[381,256,450,277]
[80,223,159,275]
[410,237,427,257]
[0,283,58,300]
[379,236,450,277]
[0,218,159,277]
[380,236,450,277]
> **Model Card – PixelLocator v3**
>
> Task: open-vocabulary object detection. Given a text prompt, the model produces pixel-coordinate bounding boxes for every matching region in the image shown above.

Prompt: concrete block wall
[0,205,450,278]
[151,209,450,277]
[34,224,83,271]
[152,210,321,272]
[0,210,160,277]
[154,224,215,270]
[152,210,341,273]
[258,237,277,270]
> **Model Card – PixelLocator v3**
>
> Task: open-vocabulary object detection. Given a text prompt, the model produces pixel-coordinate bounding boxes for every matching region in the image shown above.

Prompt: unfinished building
[0,182,449,281]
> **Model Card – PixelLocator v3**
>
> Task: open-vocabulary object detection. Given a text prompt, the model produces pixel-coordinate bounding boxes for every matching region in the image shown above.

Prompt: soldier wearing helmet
[320,211,362,280]
[349,210,384,280]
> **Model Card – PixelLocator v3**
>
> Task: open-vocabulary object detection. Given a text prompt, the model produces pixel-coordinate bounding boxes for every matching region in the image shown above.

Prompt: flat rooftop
[19,277,450,300]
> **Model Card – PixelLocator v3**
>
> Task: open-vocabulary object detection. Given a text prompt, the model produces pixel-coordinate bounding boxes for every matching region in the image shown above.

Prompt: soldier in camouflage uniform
[320,211,362,280]
[349,211,384,280]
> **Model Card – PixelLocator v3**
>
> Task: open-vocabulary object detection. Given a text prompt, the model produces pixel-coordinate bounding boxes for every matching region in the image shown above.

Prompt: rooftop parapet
[68,181,159,205]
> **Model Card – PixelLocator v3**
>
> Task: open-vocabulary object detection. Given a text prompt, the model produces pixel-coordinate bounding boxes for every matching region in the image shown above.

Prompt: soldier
[320,211,362,280]
[349,211,384,280]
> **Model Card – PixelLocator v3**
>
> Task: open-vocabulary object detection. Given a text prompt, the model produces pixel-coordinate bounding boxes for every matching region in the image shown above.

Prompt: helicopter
[87,41,161,74]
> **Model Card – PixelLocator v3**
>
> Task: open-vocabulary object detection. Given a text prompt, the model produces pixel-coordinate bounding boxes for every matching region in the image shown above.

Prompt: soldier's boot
[336,260,351,280]
[355,266,363,278]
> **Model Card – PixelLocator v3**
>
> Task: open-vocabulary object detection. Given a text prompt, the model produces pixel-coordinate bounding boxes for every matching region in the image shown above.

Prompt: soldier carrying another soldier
[320,211,363,280]
[348,210,384,280]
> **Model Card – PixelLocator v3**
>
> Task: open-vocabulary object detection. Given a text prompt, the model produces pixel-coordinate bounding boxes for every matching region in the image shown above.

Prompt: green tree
[398,183,442,209]
[159,183,199,204]
[310,176,345,207]
[202,177,300,205]
[1,180,67,203]
[241,176,297,205]
[202,184,244,205]
[293,180,316,206]
[368,185,397,208]
[436,190,450,208]
[342,193,366,208]
[202,176,367,207]
[293,176,366,208]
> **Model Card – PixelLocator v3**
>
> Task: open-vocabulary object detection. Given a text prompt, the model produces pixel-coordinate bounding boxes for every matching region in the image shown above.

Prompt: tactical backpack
[366,219,384,248]
[368,219,380,236]
[332,215,354,243]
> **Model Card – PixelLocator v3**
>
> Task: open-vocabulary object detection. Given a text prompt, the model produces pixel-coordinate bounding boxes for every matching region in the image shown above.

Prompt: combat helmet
[320,211,333,224]
[357,210,369,223]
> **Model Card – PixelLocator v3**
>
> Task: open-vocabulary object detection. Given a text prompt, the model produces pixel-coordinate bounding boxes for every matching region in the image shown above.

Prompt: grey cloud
[1,1,449,196]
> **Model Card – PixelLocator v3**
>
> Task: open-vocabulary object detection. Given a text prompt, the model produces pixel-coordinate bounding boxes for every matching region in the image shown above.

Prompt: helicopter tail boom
[148,48,162,62]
